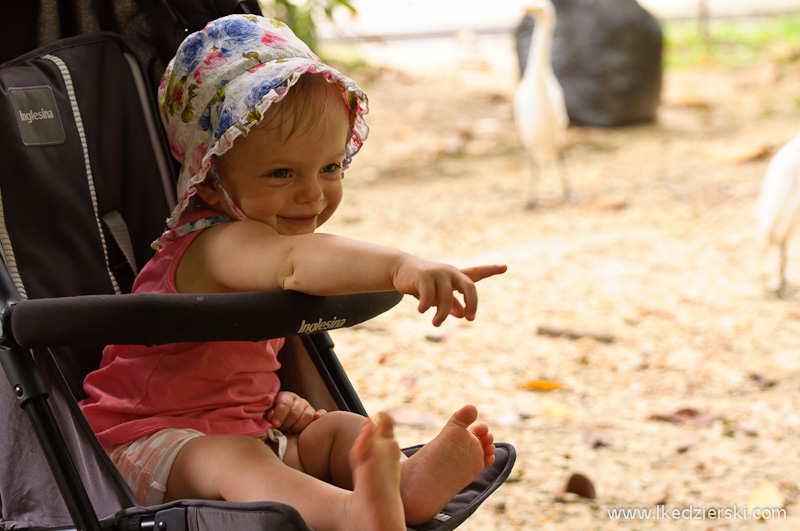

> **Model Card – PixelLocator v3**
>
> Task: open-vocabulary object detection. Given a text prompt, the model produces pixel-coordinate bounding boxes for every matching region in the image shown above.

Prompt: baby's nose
[295,175,324,202]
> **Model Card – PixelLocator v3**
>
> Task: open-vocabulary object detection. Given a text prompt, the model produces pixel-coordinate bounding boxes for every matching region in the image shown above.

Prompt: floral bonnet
[157,14,369,228]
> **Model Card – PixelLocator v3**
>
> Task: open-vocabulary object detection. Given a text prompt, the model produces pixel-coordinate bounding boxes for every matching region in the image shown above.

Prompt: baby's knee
[315,410,366,435]
[293,410,366,480]
[298,410,364,450]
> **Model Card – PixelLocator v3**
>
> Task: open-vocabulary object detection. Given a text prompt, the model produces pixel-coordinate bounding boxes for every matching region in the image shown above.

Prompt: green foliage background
[663,14,800,68]
[259,0,356,50]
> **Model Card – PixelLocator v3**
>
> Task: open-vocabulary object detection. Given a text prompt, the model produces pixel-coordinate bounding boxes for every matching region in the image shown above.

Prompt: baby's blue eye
[322,163,342,174]
[269,169,290,179]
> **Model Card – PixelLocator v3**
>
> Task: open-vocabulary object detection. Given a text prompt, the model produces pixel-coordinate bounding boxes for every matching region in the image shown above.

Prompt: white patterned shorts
[106,427,287,505]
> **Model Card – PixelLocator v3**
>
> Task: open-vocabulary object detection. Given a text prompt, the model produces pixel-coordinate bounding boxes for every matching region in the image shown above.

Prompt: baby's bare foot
[345,412,406,531]
[400,405,496,525]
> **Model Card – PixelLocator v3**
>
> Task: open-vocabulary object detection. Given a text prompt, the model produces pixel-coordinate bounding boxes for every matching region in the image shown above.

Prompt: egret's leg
[557,151,571,203]
[776,239,796,298]
[525,156,540,210]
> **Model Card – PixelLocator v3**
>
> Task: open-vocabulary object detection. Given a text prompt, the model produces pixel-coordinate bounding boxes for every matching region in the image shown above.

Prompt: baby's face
[212,104,350,235]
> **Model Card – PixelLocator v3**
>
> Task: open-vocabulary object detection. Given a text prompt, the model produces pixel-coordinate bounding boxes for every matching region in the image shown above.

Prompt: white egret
[513,0,570,209]
[754,129,800,297]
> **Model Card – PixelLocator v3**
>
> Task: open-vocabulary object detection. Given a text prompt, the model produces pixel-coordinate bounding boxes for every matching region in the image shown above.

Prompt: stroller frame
[0,5,515,531]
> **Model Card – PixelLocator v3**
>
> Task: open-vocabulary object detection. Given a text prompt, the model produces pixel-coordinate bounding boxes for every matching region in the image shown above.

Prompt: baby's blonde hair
[258,73,350,142]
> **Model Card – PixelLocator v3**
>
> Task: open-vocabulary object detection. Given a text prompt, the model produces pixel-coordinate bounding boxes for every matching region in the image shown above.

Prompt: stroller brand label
[19,108,55,123]
[10,86,65,146]
[298,316,347,334]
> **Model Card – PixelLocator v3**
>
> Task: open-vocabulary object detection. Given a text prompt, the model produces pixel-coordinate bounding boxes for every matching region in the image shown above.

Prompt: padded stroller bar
[4,290,403,348]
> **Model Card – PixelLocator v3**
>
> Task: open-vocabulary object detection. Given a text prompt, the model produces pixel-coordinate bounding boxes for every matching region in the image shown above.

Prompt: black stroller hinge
[0,252,24,349]
[114,507,187,531]
[0,344,48,406]
[0,304,19,349]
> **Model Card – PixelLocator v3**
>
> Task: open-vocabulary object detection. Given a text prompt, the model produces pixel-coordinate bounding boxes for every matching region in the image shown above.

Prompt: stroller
[0,2,516,530]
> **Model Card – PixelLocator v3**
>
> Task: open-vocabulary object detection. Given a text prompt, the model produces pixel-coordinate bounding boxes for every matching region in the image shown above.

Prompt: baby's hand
[267,391,326,434]
[393,258,507,326]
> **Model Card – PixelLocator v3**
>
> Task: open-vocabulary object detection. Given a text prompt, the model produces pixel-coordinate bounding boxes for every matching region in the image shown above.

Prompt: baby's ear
[194,174,221,207]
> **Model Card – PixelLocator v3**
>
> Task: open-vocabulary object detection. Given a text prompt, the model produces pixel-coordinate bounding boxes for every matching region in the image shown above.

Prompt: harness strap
[101,211,138,276]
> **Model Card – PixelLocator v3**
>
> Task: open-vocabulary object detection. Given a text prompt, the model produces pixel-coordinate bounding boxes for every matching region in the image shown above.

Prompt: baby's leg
[399,404,496,525]
[165,413,405,531]
[290,405,495,525]
[347,412,405,529]
[290,410,365,487]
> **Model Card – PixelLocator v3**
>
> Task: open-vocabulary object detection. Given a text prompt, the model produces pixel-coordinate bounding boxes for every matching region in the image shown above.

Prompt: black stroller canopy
[4,0,262,88]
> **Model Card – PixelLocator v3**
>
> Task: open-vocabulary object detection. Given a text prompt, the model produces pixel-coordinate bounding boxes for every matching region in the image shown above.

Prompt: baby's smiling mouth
[281,214,318,227]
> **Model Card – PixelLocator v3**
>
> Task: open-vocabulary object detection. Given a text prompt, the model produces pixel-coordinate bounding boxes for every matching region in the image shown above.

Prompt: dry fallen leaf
[747,479,785,518]
[749,373,777,389]
[519,379,566,392]
[557,473,597,500]
[583,430,611,449]
[636,306,676,320]
[537,324,616,343]
[648,408,719,426]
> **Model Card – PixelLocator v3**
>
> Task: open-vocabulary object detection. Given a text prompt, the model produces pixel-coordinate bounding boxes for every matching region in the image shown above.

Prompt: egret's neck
[524,8,557,82]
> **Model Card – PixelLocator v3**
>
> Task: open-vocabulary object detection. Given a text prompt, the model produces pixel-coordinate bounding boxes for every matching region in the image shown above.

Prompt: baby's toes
[469,422,490,439]
[480,433,495,467]
[479,429,494,445]
[484,452,496,467]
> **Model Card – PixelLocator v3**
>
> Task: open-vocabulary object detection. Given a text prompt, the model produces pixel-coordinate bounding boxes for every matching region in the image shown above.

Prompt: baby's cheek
[317,202,339,228]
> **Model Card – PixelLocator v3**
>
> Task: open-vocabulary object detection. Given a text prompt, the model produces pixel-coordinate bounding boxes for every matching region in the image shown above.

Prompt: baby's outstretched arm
[181,221,506,325]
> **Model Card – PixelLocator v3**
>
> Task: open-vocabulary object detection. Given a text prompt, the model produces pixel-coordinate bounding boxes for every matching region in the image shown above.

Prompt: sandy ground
[316,41,800,530]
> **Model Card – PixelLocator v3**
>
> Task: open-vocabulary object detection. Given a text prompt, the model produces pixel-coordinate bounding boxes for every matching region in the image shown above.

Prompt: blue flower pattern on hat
[174,33,206,73]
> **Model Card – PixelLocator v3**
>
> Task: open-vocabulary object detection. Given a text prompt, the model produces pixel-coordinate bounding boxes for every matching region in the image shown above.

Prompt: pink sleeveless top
[79,210,284,446]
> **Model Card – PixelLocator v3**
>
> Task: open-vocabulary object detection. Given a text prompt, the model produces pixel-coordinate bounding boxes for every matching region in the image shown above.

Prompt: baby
[80,15,507,530]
